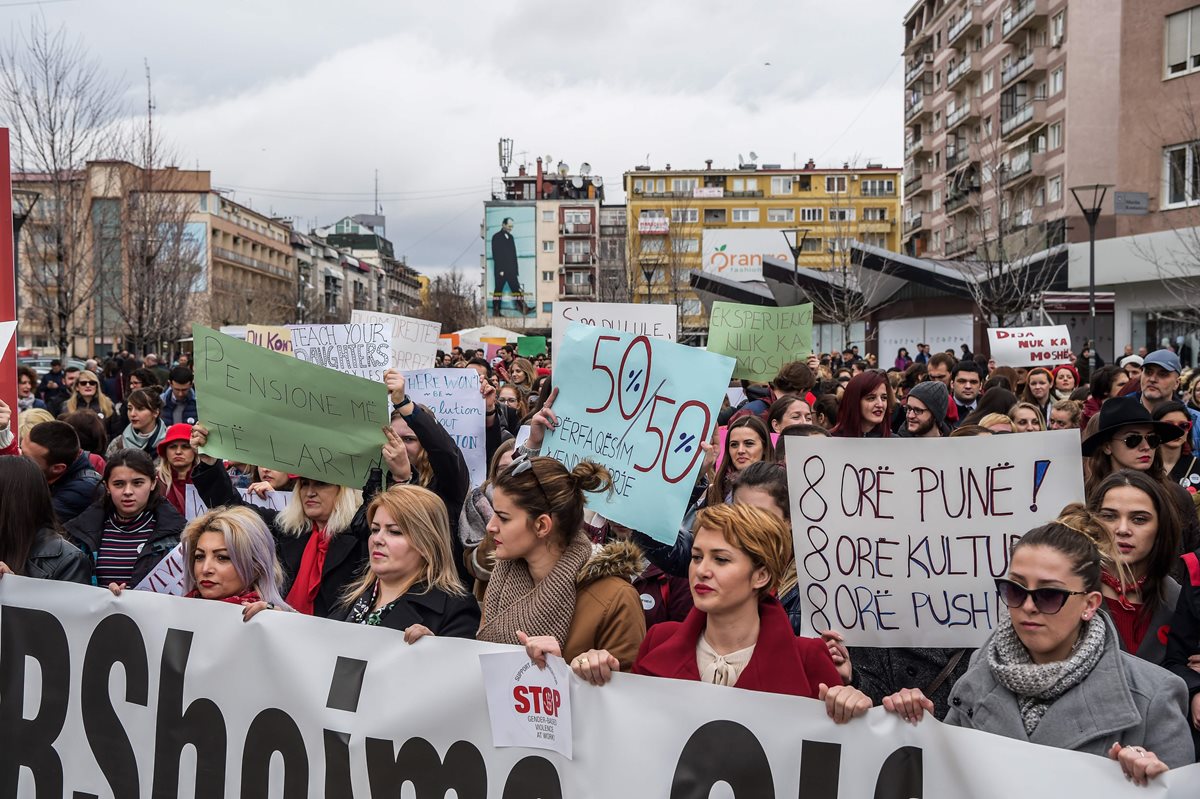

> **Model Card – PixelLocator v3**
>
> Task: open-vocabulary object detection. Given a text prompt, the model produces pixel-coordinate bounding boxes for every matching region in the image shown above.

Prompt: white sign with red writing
[987,325,1073,367]
[480,650,573,759]
[133,543,187,596]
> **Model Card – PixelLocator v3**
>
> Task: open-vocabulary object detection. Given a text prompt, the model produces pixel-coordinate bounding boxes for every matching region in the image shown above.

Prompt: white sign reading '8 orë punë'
[785,431,1084,647]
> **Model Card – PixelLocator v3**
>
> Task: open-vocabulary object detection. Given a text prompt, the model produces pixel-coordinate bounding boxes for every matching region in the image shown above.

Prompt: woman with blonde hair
[63,369,115,420]
[978,413,1016,433]
[1009,402,1046,433]
[506,357,536,392]
[334,485,480,641]
[18,407,54,445]
[181,506,290,615]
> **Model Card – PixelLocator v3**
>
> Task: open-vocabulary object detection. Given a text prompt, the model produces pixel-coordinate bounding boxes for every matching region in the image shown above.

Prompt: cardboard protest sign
[239,488,290,511]
[543,325,734,543]
[988,325,1073,367]
[351,309,441,371]
[4,577,1196,798]
[786,430,1084,647]
[244,325,293,355]
[552,301,678,348]
[404,369,486,486]
[707,302,813,383]
[287,322,392,383]
[518,335,547,357]
[134,543,187,595]
[193,325,386,488]
[480,650,573,758]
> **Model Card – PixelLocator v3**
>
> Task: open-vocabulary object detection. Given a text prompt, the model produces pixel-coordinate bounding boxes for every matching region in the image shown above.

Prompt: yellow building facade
[623,163,903,333]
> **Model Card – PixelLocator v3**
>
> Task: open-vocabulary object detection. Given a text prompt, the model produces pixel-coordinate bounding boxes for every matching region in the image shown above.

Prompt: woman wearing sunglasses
[1153,401,1200,490]
[882,505,1193,783]
[63,369,115,421]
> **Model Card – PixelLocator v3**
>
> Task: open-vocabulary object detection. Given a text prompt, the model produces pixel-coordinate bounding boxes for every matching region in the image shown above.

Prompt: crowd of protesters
[1,336,1199,784]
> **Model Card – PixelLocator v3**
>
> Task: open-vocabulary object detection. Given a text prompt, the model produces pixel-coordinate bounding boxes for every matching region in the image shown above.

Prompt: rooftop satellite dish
[738,154,745,166]
[749,151,759,161]
[571,176,584,188]
[544,154,553,167]
[593,176,604,186]
[580,162,592,176]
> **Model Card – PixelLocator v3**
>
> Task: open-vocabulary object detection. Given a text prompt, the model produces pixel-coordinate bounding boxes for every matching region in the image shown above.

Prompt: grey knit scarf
[986,614,1106,736]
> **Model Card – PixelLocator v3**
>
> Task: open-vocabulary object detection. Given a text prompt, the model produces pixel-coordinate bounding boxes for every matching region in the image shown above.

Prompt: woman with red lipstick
[66,448,185,589]
[1088,470,1183,665]
[334,486,479,640]
[155,423,199,519]
[831,371,892,438]
[882,506,1193,782]
[183,506,289,611]
[706,415,773,506]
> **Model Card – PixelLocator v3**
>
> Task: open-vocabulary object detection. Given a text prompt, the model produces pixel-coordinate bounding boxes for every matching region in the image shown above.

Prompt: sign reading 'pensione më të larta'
[785,430,1084,647]
[193,325,386,488]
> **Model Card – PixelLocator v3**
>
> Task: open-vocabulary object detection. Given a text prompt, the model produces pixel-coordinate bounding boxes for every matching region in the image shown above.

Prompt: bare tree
[0,19,122,356]
[419,269,480,332]
[626,201,698,337]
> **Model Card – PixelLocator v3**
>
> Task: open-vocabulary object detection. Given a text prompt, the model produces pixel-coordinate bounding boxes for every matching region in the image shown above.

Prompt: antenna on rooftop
[498,138,513,175]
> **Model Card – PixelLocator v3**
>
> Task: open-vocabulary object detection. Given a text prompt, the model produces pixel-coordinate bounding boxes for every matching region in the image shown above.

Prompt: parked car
[19,357,89,378]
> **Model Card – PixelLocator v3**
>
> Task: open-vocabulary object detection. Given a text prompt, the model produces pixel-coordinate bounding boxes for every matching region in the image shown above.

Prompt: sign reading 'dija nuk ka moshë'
[987,325,1073,367]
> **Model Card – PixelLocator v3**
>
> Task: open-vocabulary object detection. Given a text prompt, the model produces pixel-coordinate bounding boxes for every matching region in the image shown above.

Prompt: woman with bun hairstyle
[482,437,646,668]
[882,505,1193,782]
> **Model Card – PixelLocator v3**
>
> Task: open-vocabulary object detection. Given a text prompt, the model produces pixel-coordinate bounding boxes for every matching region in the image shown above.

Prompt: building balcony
[904,170,928,195]
[946,100,978,132]
[559,223,595,236]
[904,28,931,55]
[946,54,979,90]
[858,219,895,234]
[904,214,925,234]
[904,94,930,123]
[861,186,898,197]
[945,186,979,215]
[559,282,596,298]
[905,134,931,160]
[561,251,596,265]
[213,245,291,280]
[599,225,626,236]
[905,54,933,87]
[947,2,983,47]
[1000,100,1045,139]
[1002,149,1044,188]
[1002,0,1047,42]
[945,234,973,258]
[1001,47,1047,88]
[945,143,977,173]
[727,190,764,198]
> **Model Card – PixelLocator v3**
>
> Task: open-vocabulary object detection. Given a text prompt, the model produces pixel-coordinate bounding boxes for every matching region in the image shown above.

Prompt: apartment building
[902,0,1200,359]
[314,215,423,317]
[624,161,903,339]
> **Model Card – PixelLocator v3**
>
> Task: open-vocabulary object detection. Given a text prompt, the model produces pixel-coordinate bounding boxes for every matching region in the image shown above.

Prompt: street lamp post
[11,189,39,316]
[781,228,811,304]
[1069,183,1113,357]
[641,262,655,304]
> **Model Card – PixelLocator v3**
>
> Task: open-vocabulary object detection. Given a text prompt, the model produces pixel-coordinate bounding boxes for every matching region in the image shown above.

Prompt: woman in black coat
[0,456,92,583]
[330,485,479,640]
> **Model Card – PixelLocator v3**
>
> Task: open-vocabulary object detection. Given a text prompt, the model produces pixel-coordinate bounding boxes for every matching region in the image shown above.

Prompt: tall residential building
[314,215,423,316]
[902,0,1200,358]
[624,161,903,340]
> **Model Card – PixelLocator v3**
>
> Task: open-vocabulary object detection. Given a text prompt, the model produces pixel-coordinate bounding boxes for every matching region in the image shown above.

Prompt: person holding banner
[65,449,185,589]
[182,506,290,613]
[0,456,92,583]
[333,486,480,640]
[831,371,892,438]
[244,466,296,499]
[190,425,369,618]
[883,505,1193,779]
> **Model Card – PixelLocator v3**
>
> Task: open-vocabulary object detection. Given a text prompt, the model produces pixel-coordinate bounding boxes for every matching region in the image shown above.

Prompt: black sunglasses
[1116,433,1161,449]
[76,380,98,386]
[995,577,1087,614]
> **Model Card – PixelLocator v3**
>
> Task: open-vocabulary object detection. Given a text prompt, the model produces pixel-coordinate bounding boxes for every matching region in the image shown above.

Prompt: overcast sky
[25,0,913,277]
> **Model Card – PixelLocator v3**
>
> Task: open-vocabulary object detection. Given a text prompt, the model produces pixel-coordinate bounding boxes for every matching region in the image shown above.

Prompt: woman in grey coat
[882,506,1193,785]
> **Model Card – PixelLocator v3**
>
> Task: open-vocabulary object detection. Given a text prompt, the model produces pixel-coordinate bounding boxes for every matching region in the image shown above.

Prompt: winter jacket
[191,459,369,619]
[1164,550,1200,758]
[849,646,974,720]
[1104,576,1180,667]
[562,540,647,669]
[945,616,1193,768]
[633,561,693,629]
[49,451,102,525]
[634,595,841,697]
[330,582,480,639]
[65,498,185,586]
[160,386,198,426]
[23,527,93,583]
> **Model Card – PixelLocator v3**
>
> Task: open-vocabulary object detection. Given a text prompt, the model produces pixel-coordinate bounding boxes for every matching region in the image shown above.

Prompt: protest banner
[707,301,814,382]
[551,301,678,347]
[987,325,1073,367]
[192,325,386,488]
[287,322,392,383]
[543,325,734,543]
[1,577,1194,798]
[404,368,487,486]
[518,335,547,357]
[244,324,293,356]
[351,309,441,371]
[785,430,1085,647]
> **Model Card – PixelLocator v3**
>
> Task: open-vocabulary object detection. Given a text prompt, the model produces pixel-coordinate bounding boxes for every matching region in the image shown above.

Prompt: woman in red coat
[557,503,871,722]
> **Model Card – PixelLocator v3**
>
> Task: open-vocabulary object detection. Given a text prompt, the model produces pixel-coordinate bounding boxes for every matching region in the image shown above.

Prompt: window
[1052,11,1066,43]
[564,209,591,224]
[565,270,590,285]
[542,241,554,252]
[1050,67,1064,95]
[984,21,994,45]
[1166,7,1200,76]
[671,178,698,193]
[801,236,822,252]
[861,232,888,248]
[863,207,888,221]
[633,179,643,192]
[542,270,554,281]
[671,237,700,253]
[542,210,554,222]
[767,207,795,222]
[670,208,699,223]
[1049,121,1063,150]
[931,189,942,212]
[1164,141,1200,206]
[800,207,824,222]
[731,177,759,192]
[983,69,994,93]
[641,238,665,254]
[828,237,852,252]
[731,208,760,222]
[1048,175,1062,203]
[933,111,942,131]
[681,299,702,316]
[861,179,895,196]
[770,176,793,195]
[932,229,942,250]
[564,240,591,257]
[825,176,847,193]
[542,302,553,313]
[1034,187,1046,207]
[639,208,666,220]
[828,208,854,222]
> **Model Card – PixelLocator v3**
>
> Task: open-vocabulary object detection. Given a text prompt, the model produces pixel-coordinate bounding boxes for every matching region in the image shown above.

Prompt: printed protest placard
[404,368,486,486]
[193,325,386,488]
[785,431,1084,647]
[542,325,734,543]
[351,309,441,371]
[551,301,678,348]
[480,650,573,759]
[707,302,813,383]
[287,322,392,383]
[244,325,293,356]
[987,325,1073,367]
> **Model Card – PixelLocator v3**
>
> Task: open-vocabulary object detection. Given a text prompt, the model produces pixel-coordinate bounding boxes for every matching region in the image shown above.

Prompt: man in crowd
[900,381,950,438]
[950,361,983,424]
[161,366,198,425]
[46,366,80,417]
[1137,349,1200,451]
[914,343,931,364]
[22,420,100,524]
[144,353,169,384]
[926,352,954,387]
